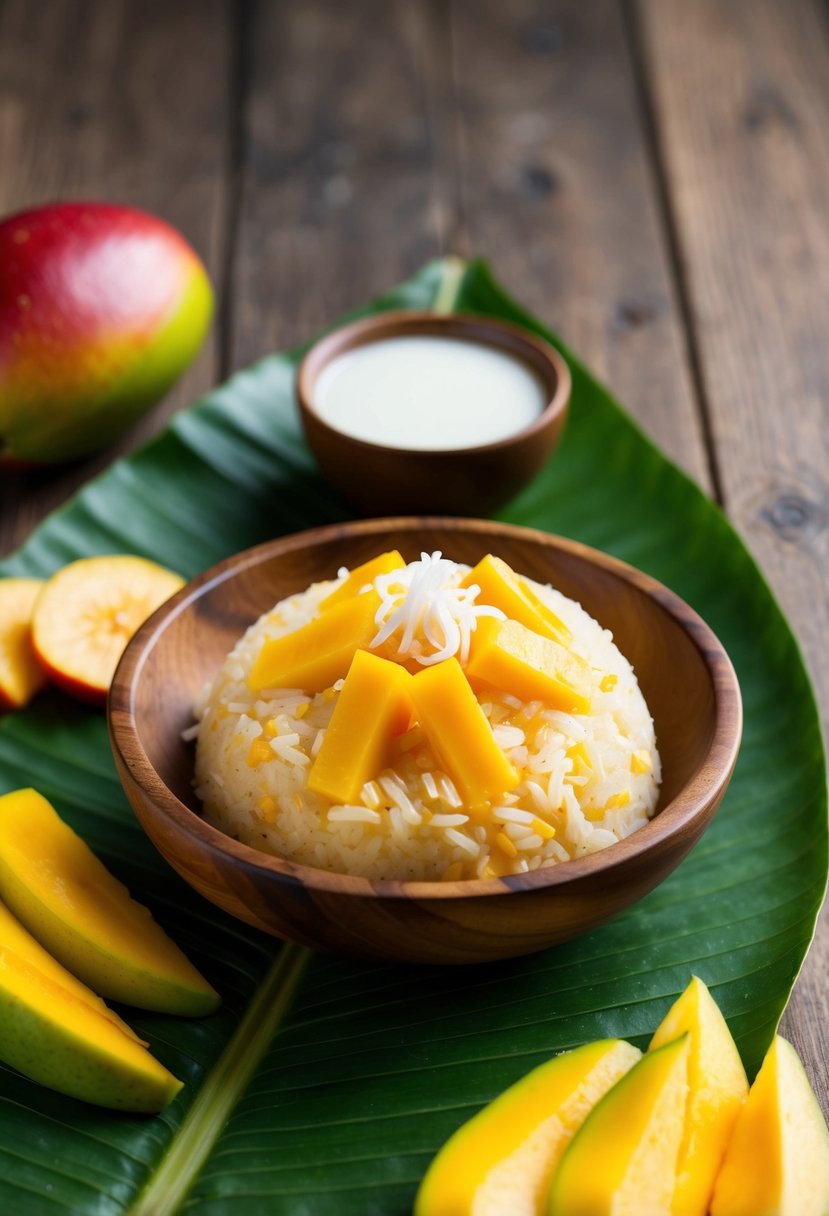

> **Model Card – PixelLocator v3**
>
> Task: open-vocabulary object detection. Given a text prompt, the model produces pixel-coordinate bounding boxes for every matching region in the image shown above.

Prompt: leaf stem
[431,255,467,315]
[130,943,310,1216]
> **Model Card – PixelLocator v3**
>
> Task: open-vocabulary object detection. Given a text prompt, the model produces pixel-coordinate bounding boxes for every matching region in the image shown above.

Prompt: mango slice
[410,658,519,808]
[319,550,405,609]
[0,946,182,1112]
[461,555,571,645]
[467,618,590,714]
[710,1035,829,1216]
[0,578,47,710]
[0,897,142,1045]
[649,977,748,1216]
[548,1035,690,1215]
[249,588,382,693]
[31,555,184,705]
[0,789,219,1016]
[308,650,413,805]
[415,1039,641,1216]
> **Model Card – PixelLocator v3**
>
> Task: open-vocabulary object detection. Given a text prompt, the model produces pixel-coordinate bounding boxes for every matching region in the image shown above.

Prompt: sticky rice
[192,554,660,882]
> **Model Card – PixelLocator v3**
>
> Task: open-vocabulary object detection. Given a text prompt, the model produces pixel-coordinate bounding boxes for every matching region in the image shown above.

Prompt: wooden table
[1,0,827,1119]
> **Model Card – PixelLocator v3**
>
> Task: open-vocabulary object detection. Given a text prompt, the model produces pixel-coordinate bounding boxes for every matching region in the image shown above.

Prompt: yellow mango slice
[0,946,181,1112]
[467,618,591,714]
[649,977,748,1216]
[410,658,519,808]
[308,650,413,805]
[548,1035,690,1215]
[415,1039,641,1216]
[0,789,219,1016]
[319,550,405,609]
[249,588,382,693]
[461,555,571,645]
[0,897,143,1044]
[710,1036,829,1216]
[0,578,47,710]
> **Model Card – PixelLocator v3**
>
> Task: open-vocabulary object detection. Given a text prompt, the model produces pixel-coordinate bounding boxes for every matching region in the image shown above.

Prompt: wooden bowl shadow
[109,518,742,964]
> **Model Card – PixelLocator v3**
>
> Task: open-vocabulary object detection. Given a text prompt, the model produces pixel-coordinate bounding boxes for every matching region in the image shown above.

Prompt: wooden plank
[227,0,454,370]
[638,0,829,1108]
[449,0,711,487]
[0,0,233,555]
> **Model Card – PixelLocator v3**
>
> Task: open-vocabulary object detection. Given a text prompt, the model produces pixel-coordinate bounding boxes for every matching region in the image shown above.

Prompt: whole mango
[0,202,212,465]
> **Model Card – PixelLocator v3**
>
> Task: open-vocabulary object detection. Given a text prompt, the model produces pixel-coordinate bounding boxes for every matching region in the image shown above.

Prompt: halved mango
[415,1039,641,1216]
[548,1035,690,1215]
[467,618,590,714]
[710,1035,829,1216]
[0,788,219,1016]
[0,578,47,710]
[319,550,405,609]
[649,977,748,1216]
[461,555,571,645]
[0,946,181,1112]
[410,658,519,807]
[308,649,414,804]
[249,588,382,693]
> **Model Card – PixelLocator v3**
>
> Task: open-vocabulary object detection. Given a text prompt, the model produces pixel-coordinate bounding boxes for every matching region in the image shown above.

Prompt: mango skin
[0,201,212,465]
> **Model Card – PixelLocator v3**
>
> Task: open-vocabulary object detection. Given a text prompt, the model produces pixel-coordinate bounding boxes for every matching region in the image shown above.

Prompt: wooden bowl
[108,519,742,965]
[296,312,571,516]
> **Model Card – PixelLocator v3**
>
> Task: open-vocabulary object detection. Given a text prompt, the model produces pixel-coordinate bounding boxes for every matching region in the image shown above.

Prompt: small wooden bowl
[108,519,742,965]
[296,313,571,516]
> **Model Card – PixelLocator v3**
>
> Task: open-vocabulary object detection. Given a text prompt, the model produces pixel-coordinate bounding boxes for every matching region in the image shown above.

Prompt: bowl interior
[124,520,722,858]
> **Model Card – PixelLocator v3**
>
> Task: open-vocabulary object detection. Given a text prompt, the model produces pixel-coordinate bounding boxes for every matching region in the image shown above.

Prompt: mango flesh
[0,201,212,466]
[415,1039,641,1216]
[710,1035,829,1216]
[0,578,47,710]
[248,589,382,694]
[0,789,219,1015]
[467,617,590,714]
[649,977,748,1216]
[308,649,413,804]
[409,657,519,807]
[0,946,181,1112]
[548,1035,690,1215]
[319,550,404,609]
[460,555,572,646]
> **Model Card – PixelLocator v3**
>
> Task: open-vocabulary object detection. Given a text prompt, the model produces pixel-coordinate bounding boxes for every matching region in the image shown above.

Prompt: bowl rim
[295,311,572,457]
[109,517,743,902]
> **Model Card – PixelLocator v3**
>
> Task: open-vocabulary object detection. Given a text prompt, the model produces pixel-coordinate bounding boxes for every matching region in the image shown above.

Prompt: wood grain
[0,0,233,553]
[227,0,453,370]
[109,519,741,964]
[448,0,712,486]
[638,0,829,1108]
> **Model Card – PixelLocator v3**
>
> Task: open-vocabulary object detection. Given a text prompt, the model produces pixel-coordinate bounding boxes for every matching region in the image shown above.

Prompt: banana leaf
[0,259,825,1215]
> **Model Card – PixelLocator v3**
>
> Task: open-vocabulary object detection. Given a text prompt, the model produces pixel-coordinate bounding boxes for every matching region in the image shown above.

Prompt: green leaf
[0,259,825,1215]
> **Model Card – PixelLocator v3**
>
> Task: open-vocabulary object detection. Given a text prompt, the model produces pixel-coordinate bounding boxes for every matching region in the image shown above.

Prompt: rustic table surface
[1,0,827,1121]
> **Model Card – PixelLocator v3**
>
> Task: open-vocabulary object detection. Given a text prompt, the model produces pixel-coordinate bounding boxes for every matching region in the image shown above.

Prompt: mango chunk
[649,977,748,1216]
[467,618,591,714]
[461,555,571,645]
[319,550,405,609]
[0,946,182,1112]
[0,788,219,1016]
[249,588,382,693]
[410,658,519,808]
[308,650,413,805]
[548,1035,690,1215]
[710,1036,829,1216]
[415,1039,641,1216]
[0,578,47,711]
